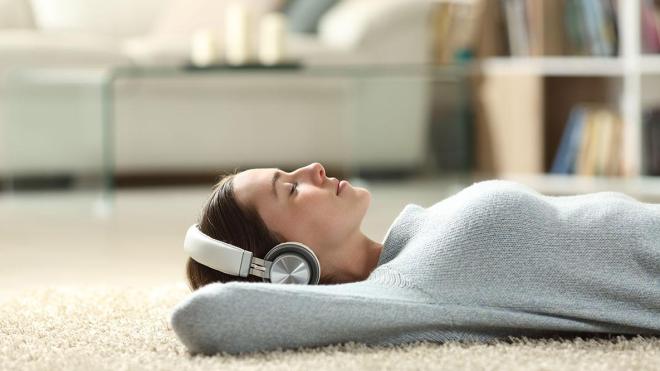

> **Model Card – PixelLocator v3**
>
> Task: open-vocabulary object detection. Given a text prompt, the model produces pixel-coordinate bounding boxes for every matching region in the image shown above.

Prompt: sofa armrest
[0,0,35,29]
[317,0,434,63]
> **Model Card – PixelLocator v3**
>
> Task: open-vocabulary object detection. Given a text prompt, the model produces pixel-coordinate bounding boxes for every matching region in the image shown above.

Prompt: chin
[356,188,372,206]
[351,186,367,196]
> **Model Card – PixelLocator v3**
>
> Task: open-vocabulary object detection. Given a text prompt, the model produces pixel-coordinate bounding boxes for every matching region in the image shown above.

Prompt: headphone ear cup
[263,242,321,285]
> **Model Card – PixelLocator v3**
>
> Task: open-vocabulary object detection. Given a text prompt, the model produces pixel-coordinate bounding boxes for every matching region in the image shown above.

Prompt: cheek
[295,195,340,229]
[272,203,316,240]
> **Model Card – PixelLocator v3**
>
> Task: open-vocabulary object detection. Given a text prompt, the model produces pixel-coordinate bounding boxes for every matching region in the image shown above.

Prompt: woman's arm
[169,280,442,355]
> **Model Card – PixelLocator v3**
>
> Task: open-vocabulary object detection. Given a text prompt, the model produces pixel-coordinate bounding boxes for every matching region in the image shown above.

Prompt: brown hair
[186,171,333,290]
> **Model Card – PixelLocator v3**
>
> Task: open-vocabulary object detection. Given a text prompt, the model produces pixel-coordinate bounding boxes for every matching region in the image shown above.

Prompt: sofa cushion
[317,0,434,64]
[284,0,338,34]
[29,0,166,38]
[286,33,365,65]
[0,30,130,65]
[0,0,34,29]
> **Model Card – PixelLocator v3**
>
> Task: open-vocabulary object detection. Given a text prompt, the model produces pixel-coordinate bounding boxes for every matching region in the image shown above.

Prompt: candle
[259,12,287,65]
[225,3,251,65]
[190,29,219,67]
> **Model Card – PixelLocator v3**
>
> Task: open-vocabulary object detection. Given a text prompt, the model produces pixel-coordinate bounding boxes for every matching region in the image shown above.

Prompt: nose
[299,162,325,185]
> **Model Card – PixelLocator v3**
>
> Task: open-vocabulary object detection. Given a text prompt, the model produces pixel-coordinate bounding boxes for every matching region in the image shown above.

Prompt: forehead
[233,168,274,207]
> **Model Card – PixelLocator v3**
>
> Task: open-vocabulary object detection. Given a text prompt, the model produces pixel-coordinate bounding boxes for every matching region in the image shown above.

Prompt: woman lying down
[171,162,660,355]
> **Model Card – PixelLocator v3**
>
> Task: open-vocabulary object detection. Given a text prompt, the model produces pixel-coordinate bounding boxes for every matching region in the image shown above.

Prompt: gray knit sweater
[170,180,660,355]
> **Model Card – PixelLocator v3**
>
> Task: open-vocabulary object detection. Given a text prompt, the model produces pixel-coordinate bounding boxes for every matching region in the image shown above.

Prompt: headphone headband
[184,224,253,277]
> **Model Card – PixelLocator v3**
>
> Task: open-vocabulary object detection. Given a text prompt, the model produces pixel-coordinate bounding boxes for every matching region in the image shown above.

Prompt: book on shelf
[503,0,530,56]
[642,0,660,53]
[491,0,618,57]
[551,106,586,174]
[551,105,623,176]
[474,0,508,57]
[643,108,660,175]
[432,1,483,64]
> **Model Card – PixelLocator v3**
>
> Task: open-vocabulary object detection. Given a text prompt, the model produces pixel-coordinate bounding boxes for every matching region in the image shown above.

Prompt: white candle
[190,29,219,67]
[259,12,287,65]
[225,3,251,65]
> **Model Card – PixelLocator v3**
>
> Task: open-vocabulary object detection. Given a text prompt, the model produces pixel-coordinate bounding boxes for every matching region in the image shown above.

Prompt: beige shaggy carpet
[2,284,659,371]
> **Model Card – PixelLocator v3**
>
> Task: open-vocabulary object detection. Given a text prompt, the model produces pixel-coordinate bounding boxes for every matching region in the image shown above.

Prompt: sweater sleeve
[170,279,439,355]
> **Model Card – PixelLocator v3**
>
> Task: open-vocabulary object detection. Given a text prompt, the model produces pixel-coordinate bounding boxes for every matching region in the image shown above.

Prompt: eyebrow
[271,170,281,199]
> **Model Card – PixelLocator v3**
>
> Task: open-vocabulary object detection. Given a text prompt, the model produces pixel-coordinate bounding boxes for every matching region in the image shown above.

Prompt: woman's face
[232,162,371,262]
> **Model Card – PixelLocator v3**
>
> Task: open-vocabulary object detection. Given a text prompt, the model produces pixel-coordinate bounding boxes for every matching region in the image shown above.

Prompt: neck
[329,231,383,284]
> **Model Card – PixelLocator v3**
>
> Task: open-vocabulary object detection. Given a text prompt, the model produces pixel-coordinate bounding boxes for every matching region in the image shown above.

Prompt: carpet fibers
[2,284,659,371]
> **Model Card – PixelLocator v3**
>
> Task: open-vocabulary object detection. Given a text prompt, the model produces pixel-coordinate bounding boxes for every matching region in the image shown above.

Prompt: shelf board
[640,55,660,74]
[499,173,660,202]
[480,57,624,76]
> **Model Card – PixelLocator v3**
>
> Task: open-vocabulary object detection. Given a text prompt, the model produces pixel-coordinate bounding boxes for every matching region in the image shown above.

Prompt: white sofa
[0,0,437,177]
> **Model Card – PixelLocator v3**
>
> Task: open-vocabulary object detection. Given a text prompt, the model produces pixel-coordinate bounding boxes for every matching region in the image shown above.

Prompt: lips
[337,179,349,195]
[336,179,341,195]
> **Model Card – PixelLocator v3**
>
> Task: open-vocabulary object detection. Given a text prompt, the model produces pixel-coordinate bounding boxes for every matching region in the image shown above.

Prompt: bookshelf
[473,0,660,196]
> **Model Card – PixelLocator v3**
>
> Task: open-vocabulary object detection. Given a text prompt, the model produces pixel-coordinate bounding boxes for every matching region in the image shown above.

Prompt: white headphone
[183,224,321,285]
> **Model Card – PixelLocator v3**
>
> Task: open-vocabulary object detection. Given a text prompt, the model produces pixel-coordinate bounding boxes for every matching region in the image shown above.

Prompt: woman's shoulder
[451,179,545,207]
[460,179,538,196]
[426,179,540,210]
[424,179,553,226]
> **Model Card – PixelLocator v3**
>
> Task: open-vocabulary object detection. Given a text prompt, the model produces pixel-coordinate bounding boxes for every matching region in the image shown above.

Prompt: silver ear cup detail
[263,242,321,285]
[269,254,311,284]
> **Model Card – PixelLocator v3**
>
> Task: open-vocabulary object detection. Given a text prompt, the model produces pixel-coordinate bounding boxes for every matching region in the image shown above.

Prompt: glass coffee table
[3,63,470,213]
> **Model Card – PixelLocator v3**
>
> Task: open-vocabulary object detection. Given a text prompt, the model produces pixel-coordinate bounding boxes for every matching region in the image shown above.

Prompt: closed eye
[289,182,298,196]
